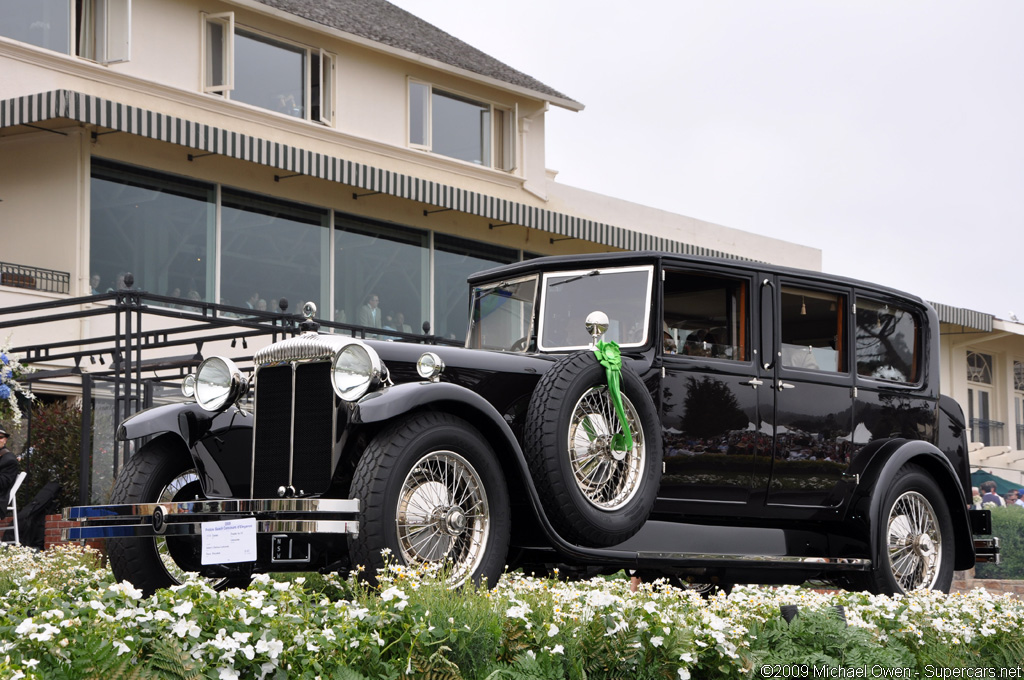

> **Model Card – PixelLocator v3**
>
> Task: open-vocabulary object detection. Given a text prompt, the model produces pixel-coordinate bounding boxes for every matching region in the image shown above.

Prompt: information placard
[201,518,257,565]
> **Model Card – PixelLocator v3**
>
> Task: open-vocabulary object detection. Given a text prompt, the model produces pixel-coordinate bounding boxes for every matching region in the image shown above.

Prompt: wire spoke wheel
[568,386,645,510]
[886,490,943,591]
[396,450,490,585]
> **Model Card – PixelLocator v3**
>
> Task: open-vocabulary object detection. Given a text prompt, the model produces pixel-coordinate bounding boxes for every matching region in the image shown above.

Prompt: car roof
[468,251,930,310]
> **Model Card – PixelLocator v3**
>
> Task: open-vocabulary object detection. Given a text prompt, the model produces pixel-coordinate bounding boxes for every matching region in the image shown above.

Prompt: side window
[663,271,749,361]
[0,0,130,62]
[855,298,920,383]
[780,286,846,372]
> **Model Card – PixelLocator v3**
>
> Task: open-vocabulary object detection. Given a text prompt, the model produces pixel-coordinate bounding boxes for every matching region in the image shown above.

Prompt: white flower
[678,668,691,680]
[643,601,658,614]
[255,638,284,659]
[651,635,664,647]
[114,641,131,656]
[551,644,564,655]
[218,667,240,680]
[14,618,35,636]
[547,623,559,637]
[172,601,193,616]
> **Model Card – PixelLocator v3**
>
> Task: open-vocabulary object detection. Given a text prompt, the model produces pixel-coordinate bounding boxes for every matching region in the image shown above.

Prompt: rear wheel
[348,413,510,588]
[860,464,954,595]
[107,435,251,596]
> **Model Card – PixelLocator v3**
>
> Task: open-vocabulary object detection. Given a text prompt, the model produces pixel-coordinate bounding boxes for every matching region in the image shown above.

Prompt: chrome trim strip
[64,497,359,520]
[63,519,358,541]
[636,551,871,568]
[289,361,297,489]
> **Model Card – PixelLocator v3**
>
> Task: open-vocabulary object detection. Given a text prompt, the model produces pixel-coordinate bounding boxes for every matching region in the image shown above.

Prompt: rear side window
[855,298,920,383]
[780,286,846,373]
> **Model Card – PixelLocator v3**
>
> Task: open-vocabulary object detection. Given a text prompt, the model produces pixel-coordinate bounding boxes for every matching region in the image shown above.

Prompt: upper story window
[663,270,749,361]
[0,0,130,63]
[967,351,993,384]
[780,286,846,373]
[855,298,920,383]
[409,81,517,171]
[203,13,334,124]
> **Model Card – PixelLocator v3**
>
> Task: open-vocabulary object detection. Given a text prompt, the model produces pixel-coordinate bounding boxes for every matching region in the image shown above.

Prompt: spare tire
[523,350,662,547]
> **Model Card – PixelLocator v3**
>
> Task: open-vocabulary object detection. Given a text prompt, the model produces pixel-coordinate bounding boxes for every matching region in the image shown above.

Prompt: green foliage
[20,399,83,513]
[974,505,1024,579]
[748,607,913,671]
[4,546,1024,679]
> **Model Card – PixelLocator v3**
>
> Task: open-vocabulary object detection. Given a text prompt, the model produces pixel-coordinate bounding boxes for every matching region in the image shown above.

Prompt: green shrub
[973,505,1024,579]
[19,400,83,514]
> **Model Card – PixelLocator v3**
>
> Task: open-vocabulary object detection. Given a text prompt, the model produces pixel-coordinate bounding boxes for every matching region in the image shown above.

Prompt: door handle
[741,378,763,388]
[776,382,796,391]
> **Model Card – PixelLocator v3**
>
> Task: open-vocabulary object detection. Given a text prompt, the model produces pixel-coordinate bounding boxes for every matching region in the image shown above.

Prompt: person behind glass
[980,481,1004,507]
[358,293,382,338]
[246,291,260,310]
[90,273,101,295]
[0,428,19,521]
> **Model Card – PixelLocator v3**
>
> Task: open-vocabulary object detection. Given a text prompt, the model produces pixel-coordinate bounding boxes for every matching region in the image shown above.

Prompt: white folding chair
[2,471,27,545]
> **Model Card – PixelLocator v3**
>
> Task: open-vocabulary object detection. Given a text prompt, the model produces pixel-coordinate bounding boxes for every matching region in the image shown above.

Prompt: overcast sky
[389,0,1023,319]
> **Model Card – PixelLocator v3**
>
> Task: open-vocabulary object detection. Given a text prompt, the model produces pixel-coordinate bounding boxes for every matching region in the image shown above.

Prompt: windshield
[539,266,654,351]
[466,276,539,351]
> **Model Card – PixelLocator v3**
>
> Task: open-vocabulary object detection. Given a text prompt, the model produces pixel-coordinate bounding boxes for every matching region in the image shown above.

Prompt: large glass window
[0,0,129,62]
[1,0,71,53]
[90,160,215,304]
[468,276,538,352]
[202,15,333,124]
[334,218,429,337]
[409,82,516,170]
[855,298,919,383]
[221,191,328,314]
[780,286,846,373]
[435,235,518,342]
[663,271,749,360]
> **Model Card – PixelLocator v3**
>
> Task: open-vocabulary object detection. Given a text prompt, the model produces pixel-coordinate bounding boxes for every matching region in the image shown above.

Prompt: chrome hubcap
[396,451,489,584]
[887,490,943,591]
[568,386,645,510]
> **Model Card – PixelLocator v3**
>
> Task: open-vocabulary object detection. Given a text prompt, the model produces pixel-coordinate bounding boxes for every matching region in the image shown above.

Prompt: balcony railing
[0,261,70,294]
[971,418,1006,447]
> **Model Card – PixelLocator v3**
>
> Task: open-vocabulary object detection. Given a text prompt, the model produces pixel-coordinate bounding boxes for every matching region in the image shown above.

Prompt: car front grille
[252,361,336,498]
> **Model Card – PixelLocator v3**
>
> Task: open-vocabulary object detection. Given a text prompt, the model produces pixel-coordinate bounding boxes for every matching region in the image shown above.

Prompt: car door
[762,276,856,508]
[657,265,768,507]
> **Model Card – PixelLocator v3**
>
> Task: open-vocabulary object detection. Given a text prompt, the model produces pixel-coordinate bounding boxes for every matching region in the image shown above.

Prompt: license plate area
[272,534,311,563]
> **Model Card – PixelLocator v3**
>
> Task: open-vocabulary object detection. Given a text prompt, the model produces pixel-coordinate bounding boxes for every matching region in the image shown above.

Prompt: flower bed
[1,544,1023,679]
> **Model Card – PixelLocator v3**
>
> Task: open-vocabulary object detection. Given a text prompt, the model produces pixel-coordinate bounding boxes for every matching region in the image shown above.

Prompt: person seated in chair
[0,428,19,521]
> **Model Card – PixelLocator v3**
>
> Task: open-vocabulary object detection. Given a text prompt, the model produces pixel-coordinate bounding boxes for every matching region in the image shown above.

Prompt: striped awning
[930,301,993,332]
[1,89,738,260]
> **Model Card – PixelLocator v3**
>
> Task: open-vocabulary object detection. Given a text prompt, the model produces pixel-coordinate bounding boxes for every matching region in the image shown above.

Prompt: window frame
[661,267,752,364]
[407,78,518,172]
[201,13,335,125]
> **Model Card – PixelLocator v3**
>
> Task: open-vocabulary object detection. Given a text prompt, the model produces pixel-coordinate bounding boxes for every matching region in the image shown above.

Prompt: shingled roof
[252,0,581,109]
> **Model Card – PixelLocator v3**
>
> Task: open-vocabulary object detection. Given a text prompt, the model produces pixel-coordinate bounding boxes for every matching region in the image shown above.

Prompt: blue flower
[0,353,8,365]
[0,385,10,400]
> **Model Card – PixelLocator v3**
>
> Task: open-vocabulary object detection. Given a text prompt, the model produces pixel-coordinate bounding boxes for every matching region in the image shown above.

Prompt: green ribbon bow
[592,340,633,452]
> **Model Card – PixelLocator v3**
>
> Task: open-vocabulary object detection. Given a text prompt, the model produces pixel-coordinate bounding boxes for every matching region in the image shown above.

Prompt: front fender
[850,439,974,571]
[117,403,253,498]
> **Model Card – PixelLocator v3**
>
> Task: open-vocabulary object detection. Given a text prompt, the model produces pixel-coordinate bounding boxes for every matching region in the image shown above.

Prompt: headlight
[181,373,196,398]
[194,356,248,412]
[416,352,444,381]
[331,341,384,401]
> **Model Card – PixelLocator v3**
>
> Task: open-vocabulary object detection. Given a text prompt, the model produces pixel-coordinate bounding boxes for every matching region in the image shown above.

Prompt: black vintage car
[67,251,998,595]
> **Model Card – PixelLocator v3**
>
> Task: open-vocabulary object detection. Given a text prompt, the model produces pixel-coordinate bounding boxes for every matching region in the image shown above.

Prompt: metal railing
[0,290,456,504]
[971,418,1006,447]
[0,261,70,294]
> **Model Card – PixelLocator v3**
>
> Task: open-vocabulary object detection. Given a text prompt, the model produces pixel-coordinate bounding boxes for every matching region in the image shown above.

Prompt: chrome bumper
[974,536,1000,564]
[61,498,359,541]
